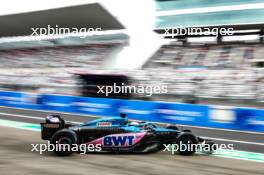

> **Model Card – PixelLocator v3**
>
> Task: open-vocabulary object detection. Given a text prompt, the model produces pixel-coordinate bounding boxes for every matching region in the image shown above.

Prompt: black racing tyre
[50,129,78,156]
[203,141,217,154]
[166,125,179,130]
[182,129,192,133]
[176,133,198,156]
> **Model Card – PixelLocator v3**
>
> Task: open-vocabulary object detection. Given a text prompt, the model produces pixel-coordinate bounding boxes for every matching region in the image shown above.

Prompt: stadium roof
[0,3,128,50]
[156,0,264,11]
[0,3,124,38]
[155,0,264,30]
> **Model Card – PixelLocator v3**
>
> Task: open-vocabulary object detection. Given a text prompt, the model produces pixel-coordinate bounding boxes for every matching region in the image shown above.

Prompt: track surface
[0,106,264,175]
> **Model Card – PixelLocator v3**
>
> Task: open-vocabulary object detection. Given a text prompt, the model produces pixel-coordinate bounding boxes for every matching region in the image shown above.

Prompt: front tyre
[203,140,217,154]
[166,125,179,130]
[50,129,78,156]
[176,133,198,156]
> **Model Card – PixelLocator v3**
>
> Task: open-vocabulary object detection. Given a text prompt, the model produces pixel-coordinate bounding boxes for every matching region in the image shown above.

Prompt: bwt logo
[103,135,135,147]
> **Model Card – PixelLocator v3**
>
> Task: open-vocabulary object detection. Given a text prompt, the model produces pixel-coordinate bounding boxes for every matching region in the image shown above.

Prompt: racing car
[41,114,215,156]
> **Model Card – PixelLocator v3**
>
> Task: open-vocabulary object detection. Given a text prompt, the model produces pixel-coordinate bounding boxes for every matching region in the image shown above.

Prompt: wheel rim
[58,137,72,145]
[181,138,193,145]
[180,138,194,152]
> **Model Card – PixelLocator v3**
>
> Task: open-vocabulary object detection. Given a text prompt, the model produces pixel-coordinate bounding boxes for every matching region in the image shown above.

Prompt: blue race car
[41,114,215,156]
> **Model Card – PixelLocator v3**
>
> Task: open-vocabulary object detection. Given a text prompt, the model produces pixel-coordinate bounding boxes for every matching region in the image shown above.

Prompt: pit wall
[0,91,263,132]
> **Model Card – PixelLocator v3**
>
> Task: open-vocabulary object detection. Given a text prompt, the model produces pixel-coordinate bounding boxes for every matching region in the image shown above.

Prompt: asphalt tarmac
[0,126,263,175]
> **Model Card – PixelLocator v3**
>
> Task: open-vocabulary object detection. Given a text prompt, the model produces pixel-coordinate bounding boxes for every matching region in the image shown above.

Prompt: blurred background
[1,0,264,108]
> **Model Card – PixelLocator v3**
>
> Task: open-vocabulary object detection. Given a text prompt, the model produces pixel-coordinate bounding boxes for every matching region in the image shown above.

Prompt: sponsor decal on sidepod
[87,133,146,147]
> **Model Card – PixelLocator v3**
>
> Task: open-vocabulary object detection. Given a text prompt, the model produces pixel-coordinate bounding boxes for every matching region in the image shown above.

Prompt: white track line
[175,124,264,135]
[0,106,98,117]
[0,112,81,124]
[203,137,264,146]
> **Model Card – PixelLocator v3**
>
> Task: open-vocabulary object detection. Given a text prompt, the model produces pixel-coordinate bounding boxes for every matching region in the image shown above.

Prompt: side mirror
[120,113,126,118]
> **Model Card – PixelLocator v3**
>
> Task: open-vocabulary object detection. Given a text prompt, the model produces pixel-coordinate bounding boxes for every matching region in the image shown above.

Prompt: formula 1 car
[41,114,215,156]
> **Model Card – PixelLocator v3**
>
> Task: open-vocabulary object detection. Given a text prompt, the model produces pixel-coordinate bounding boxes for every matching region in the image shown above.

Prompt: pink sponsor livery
[87,132,147,147]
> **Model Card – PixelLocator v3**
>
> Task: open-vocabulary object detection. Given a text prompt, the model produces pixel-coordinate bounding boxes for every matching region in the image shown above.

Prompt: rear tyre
[50,129,78,156]
[182,129,192,133]
[177,133,198,156]
[203,141,217,154]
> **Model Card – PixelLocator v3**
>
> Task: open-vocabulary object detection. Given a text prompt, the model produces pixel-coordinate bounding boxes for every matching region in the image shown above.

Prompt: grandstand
[0,3,128,95]
[144,0,264,105]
